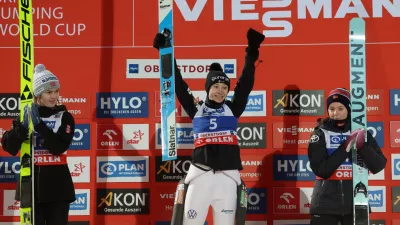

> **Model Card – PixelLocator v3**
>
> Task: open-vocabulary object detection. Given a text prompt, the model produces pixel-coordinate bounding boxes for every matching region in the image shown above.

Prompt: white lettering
[298,0,332,19]
[335,0,369,18]
[232,0,258,20]
[373,0,400,17]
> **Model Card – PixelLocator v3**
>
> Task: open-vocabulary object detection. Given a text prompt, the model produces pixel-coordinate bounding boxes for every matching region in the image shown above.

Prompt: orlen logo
[280,193,294,203]
[390,121,400,147]
[102,129,119,146]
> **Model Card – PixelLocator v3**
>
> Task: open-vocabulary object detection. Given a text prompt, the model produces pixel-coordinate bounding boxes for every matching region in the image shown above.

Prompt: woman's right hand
[13,116,29,142]
[153,31,167,50]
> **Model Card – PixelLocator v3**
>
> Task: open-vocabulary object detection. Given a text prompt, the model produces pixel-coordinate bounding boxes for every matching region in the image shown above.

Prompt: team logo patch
[310,135,319,143]
[66,125,71,134]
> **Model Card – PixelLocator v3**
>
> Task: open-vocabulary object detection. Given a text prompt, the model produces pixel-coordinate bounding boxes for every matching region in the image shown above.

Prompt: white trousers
[182,165,241,225]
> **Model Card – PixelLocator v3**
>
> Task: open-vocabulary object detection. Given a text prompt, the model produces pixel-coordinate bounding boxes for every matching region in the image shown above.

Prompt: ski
[349,17,369,225]
[18,0,35,224]
[158,0,177,161]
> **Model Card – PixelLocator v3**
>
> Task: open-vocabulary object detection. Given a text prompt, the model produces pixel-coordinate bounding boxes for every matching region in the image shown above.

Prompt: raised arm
[229,28,265,118]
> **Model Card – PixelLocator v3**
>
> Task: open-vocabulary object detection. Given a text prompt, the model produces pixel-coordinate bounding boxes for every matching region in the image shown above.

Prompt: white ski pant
[182,164,241,225]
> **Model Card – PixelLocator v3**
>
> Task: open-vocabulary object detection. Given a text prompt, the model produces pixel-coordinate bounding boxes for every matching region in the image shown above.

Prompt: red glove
[343,128,366,152]
[355,129,366,150]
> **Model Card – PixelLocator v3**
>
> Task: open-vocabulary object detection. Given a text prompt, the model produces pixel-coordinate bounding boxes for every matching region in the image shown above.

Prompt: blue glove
[21,104,30,130]
[29,104,42,127]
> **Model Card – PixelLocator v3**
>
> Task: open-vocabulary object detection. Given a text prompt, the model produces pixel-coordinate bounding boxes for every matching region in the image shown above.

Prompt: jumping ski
[158,0,177,161]
[349,17,369,225]
[18,0,35,224]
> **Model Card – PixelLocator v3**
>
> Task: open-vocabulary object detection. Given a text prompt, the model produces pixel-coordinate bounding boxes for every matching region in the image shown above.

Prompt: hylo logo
[100,96,145,109]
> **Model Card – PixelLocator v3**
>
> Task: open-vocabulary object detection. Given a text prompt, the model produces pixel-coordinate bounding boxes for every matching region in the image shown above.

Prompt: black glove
[152,28,172,50]
[247,28,265,48]
[12,117,28,142]
[153,33,165,50]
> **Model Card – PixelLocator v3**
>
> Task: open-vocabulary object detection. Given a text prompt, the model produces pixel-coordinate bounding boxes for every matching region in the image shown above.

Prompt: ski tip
[350,17,365,24]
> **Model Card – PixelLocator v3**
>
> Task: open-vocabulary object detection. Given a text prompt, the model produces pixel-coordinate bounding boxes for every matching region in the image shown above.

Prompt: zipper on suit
[38,166,40,203]
[339,131,347,216]
[340,180,344,216]
[318,180,325,207]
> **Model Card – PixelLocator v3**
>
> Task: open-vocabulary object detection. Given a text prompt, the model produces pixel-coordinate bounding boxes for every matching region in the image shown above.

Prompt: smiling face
[37,88,59,108]
[328,102,348,121]
[208,83,229,103]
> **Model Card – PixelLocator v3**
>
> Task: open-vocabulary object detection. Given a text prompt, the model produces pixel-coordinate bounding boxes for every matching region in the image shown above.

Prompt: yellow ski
[18,0,34,224]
